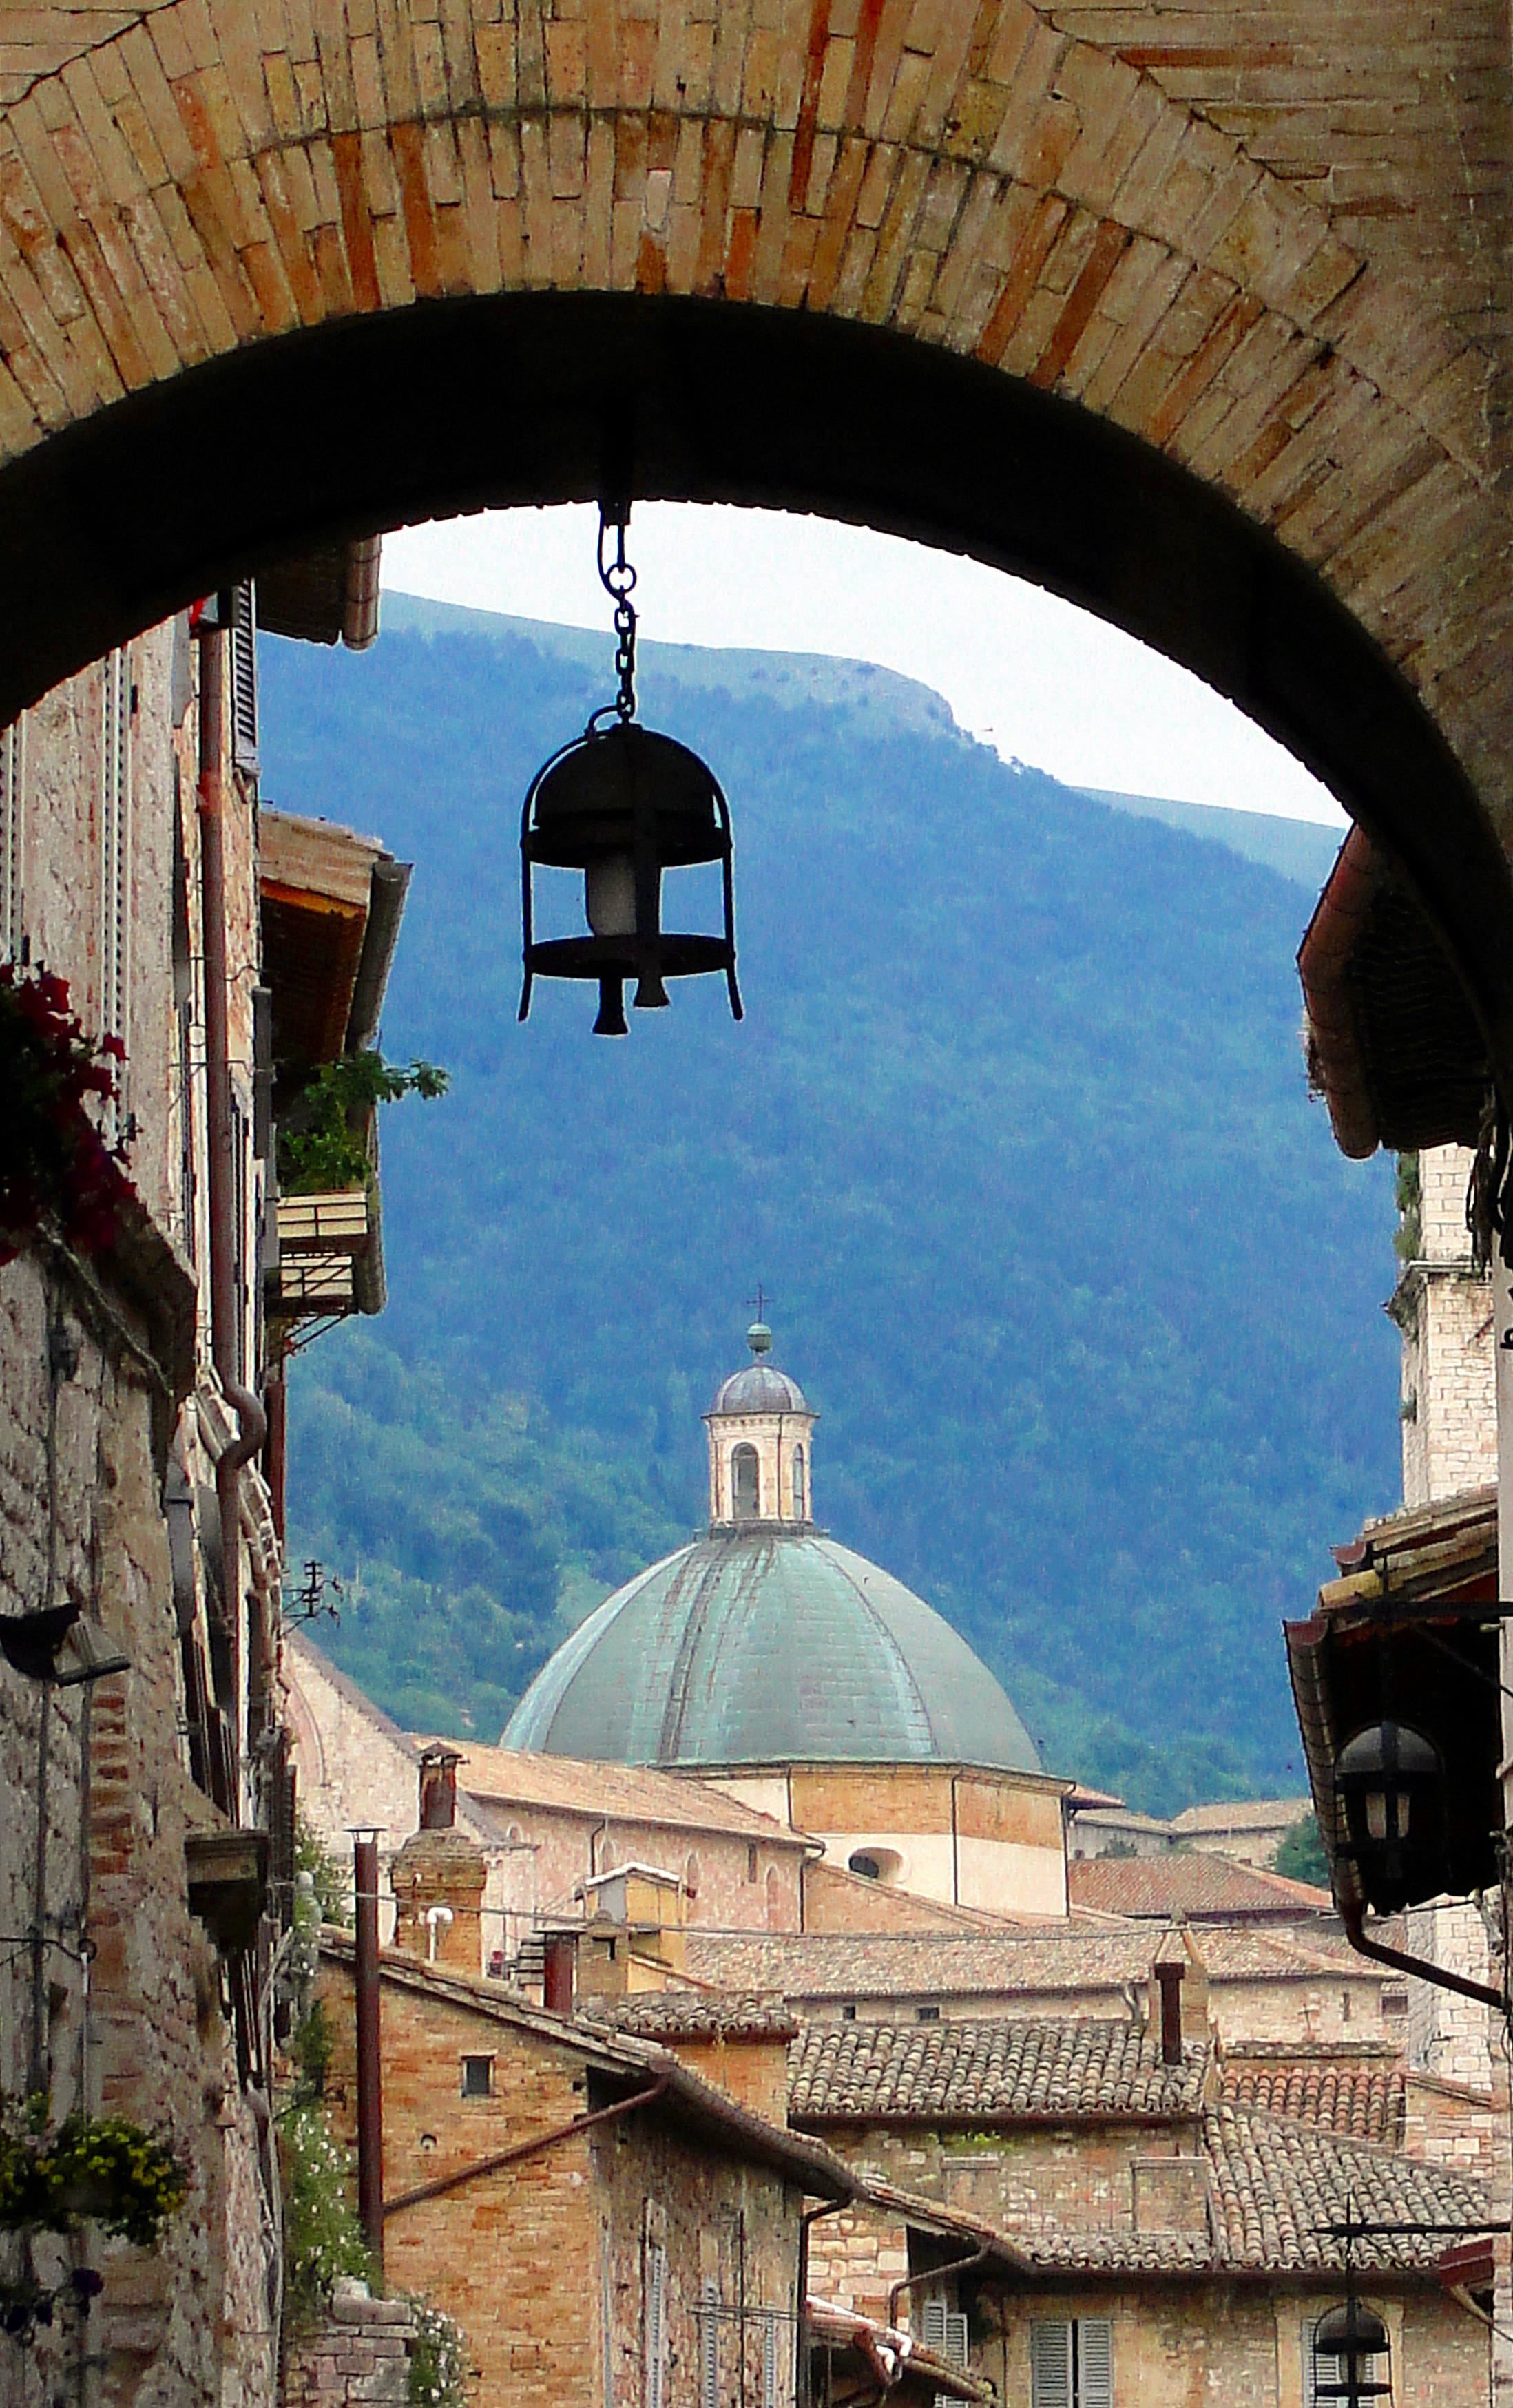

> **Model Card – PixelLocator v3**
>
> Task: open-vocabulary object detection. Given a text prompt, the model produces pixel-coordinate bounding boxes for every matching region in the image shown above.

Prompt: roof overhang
[1297,824,1488,1159]
[1286,1487,1501,1914]
[255,535,382,650]
[260,808,411,1077]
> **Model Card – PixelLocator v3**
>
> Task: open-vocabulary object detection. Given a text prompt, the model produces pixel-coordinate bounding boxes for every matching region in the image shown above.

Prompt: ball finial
[747,1321,772,1357]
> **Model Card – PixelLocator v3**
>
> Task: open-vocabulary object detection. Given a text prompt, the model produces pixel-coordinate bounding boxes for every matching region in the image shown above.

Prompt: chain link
[598,511,638,724]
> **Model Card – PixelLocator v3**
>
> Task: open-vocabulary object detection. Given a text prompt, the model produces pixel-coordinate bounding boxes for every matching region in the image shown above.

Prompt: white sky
[384,503,1347,829]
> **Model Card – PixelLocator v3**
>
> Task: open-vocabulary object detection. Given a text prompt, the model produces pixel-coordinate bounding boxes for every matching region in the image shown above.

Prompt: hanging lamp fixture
[519,510,742,1038]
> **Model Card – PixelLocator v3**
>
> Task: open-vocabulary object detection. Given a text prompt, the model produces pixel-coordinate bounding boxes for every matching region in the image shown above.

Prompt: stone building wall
[283,2284,417,2408]
[1399,1144,1496,1509]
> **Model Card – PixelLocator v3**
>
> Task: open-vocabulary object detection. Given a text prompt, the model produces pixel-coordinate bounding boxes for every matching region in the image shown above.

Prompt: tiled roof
[1170,1799,1311,1835]
[1068,1855,1333,1920]
[582,1992,799,2044]
[685,1923,1371,2000]
[789,2018,1211,2124]
[410,1737,809,1845]
[1220,2046,1405,2144]
[1204,2103,1487,2272]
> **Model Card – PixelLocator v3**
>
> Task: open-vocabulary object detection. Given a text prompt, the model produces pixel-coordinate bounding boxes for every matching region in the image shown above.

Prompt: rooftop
[789,2018,1212,2124]
[1067,1854,1334,1923]
[1218,2044,1406,2145]
[581,1993,800,2045]
[1169,1799,1311,1836]
[684,1923,1376,2000]
[413,1735,811,1848]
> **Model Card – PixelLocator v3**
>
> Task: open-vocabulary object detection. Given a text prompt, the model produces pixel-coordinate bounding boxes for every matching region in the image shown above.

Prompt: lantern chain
[596,511,638,726]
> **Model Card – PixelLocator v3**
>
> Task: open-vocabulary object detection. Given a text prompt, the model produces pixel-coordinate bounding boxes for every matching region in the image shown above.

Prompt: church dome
[501,1531,1040,1773]
[711,1361,810,1415]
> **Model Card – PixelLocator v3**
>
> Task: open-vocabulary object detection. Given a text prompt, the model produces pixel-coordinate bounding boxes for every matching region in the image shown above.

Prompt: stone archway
[3,1,1512,1069]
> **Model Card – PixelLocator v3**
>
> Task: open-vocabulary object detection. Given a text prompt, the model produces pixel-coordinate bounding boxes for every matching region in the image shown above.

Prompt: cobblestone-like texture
[284,2287,418,2408]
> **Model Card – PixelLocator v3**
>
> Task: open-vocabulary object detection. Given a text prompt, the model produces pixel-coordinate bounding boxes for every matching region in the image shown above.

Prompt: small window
[685,1851,702,1900]
[921,2299,968,2369]
[1304,2316,1384,2408]
[791,1446,805,1518]
[849,1852,881,1881]
[841,2001,857,2021]
[1381,1985,1409,2018]
[747,1844,759,1883]
[917,2003,941,2022]
[461,2055,493,2098]
[732,1443,760,1518]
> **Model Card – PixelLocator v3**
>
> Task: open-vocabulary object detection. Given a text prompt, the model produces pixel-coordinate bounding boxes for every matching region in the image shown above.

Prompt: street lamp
[1312,2297,1392,2405]
[1333,1719,1445,1912]
[519,512,742,1038]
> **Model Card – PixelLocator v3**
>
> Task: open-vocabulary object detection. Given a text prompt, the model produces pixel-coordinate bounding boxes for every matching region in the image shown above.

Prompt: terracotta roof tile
[685,1924,1370,2000]
[1169,1799,1311,1835]
[1067,1856,1333,1920]
[583,1993,799,2044]
[1220,2048,1404,2144]
[410,1737,809,1845]
[1204,2104,1488,2272]
[789,2018,1211,2124]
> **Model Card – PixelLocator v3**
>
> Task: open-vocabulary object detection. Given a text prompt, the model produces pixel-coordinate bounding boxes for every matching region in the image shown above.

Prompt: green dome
[501,1531,1040,1772]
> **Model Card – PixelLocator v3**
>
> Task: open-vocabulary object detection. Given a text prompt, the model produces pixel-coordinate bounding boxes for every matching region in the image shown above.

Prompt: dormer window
[733,1443,760,1518]
[792,1447,805,1519]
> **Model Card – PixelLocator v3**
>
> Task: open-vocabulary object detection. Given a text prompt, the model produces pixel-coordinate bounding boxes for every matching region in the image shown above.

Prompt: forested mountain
[262,597,1398,1815]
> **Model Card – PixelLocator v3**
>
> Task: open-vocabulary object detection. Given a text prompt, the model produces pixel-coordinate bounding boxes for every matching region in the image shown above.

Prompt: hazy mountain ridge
[262,607,1397,1814]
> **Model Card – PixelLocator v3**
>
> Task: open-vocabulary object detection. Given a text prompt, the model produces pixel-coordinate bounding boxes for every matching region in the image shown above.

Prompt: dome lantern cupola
[705,1323,817,1530]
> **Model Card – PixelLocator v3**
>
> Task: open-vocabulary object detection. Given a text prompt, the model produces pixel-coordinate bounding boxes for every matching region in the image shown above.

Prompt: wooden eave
[1286,1491,1501,1913]
[260,808,388,1073]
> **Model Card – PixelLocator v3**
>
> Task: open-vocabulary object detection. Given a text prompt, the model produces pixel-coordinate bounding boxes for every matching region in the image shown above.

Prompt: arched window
[732,1443,760,1518]
[685,1851,701,1901]
[765,1866,782,1928]
[792,1446,805,1519]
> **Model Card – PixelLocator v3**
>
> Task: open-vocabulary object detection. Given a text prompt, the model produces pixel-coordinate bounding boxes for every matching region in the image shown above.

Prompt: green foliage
[261,614,1399,1814]
[1393,1152,1421,1265]
[278,2097,375,2330]
[279,1051,449,1196]
[296,1812,351,1927]
[406,2298,470,2408]
[291,2001,335,2096]
[1275,1812,1331,1887]
[0,2097,188,2245]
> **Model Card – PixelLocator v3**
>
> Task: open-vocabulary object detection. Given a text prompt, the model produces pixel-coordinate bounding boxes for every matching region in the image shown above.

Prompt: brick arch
[3,2,1513,1071]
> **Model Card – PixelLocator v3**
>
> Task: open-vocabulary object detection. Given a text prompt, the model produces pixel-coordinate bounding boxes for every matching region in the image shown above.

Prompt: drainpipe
[353,1832,384,2272]
[1341,1903,1505,2011]
[798,2199,851,2408]
[197,624,267,1779]
[886,2240,992,2332]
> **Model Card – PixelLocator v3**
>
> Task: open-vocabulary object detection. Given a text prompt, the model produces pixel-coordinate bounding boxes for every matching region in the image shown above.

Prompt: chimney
[1155,1960,1183,2065]
[419,1744,461,1830]
[391,1752,486,1973]
[542,1930,577,2016]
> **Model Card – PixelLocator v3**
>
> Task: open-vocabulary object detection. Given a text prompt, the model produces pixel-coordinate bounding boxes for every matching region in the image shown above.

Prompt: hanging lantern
[519,512,742,1038]
[1333,1719,1445,1913]
[1312,2297,1392,2405]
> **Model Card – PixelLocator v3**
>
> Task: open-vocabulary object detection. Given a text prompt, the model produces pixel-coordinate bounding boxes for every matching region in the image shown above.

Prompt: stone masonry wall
[1401,1145,1495,1509]
[283,2284,417,2408]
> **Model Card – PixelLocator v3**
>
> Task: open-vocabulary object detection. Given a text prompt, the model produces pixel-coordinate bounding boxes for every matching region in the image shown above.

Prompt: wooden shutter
[230,580,260,777]
[1030,2322,1073,2408]
[601,2225,615,2408]
[1,715,24,961]
[100,649,131,1129]
[644,2239,667,2408]
[701,2278,720,2408]
[762,2310,777,2408]
[1077,2318,1113,2408]
[920,2300,948,2354]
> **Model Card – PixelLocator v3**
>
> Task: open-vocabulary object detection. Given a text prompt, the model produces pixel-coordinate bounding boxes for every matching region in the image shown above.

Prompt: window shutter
[601,2225,615,2408]
[644,2240,667,2408]
[762,2310,777,2408]
[701,2278,720,2408]
[1078,2318,1113,2408]
[1,715,24,961]
[1030,2322,1073,2408]
[229,581,260,777]
[944,2312,969,2369]
[99,650,131,1129]
[920,2299,948,2354]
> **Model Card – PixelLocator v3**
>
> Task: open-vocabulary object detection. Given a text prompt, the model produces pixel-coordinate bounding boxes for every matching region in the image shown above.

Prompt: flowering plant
[278,2097,374,2328]
[405,2297,469,2408]
[0,965,135,1264]
[0,2099,188,2245]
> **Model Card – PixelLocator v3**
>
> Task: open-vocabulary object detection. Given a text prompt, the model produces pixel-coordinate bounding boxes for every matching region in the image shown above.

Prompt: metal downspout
[886,2240,992,2332]
[354,1833,384,2272]
[1341,1904,1505,2011]
[197,624,267,1788]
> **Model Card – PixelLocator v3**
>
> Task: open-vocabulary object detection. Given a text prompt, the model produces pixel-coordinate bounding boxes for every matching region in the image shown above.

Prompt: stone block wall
[284,2283,417,2408]
[1403,1901,1497,2091]
[1399,1145,1495,1509]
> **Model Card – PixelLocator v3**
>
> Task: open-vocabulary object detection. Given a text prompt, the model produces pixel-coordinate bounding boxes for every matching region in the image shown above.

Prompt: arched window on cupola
[792,1446,805,1520]
[732,1443,760,1518]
